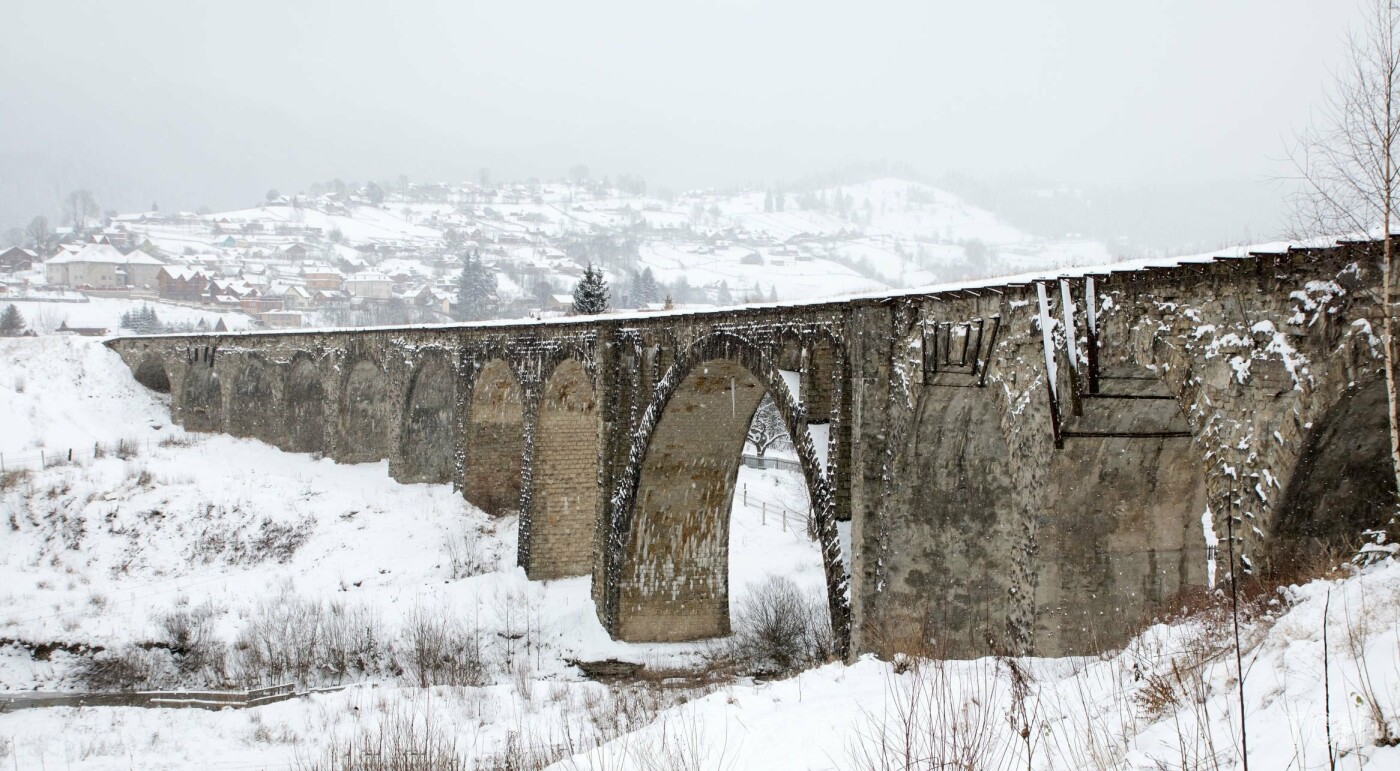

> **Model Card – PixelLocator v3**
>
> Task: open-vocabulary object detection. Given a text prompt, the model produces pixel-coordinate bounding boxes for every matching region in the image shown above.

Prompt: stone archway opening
[399,354,457,483]
[463,359,524,518]
[181,364,222,432]
[729,391,827,636]
[1272,379,1395,573]
[527,358,601,579]
[286,358,326,454]
[339,360,391,463]
[618,356,834,644]
[134,355,171,394]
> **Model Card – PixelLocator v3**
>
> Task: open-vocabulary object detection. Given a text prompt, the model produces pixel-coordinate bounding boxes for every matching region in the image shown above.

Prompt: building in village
[45,244,165,289]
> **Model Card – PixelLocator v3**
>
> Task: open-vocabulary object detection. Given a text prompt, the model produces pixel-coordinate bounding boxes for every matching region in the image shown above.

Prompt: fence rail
[0,682,301,713]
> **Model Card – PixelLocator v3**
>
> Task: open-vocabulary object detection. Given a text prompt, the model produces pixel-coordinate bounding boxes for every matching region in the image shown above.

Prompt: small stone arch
[180,363,223,432]
[1271,378,1395,569]
[285,356,327,454]
[134,354,171,394]
[399,352,458,483]
[606,331,849,653]
[463,358,525,517]
[339,358,392,463]
[227,356,276,442]
[525,356,601,579]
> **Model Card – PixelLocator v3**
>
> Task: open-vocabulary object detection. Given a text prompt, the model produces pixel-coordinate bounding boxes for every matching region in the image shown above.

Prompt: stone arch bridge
[107,241,1397,659]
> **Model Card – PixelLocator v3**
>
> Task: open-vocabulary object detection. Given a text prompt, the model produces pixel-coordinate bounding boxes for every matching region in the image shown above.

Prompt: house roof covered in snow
[46,244,164,266]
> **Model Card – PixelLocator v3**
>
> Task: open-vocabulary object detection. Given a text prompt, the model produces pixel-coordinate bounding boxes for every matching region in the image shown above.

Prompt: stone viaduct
[106,240,1397,659]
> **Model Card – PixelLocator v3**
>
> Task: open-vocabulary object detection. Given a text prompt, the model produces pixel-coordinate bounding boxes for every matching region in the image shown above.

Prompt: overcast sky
[0,0,1367,228]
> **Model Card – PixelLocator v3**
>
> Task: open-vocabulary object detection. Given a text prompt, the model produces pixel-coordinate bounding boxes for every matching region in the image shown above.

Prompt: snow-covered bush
[399,603,486,689]
[718,574,835,675]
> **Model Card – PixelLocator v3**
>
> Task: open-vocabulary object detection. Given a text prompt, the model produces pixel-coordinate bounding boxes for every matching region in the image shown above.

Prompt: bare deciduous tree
[25,215,49,250]
[65,190,99,233]
[746,395,790,458]
[1290,0,1400,536]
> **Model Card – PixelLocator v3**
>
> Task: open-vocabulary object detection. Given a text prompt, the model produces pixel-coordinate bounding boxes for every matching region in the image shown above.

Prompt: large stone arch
[463,358,525,517]
[227,356,276,442]
[285,356,327,454]
[134,354,171,394]
[398,352,457,483]
[180,363,223,433]
[339,358,392,463]
[606,332,849,652]
[525,356,601,579]
[1271,378,1395,568]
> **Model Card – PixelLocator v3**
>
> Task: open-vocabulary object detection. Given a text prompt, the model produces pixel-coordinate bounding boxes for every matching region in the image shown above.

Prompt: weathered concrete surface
[107,241,1398,659]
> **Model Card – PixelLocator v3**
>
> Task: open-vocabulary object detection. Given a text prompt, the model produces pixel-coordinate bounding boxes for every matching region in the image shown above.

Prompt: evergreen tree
[763,190,774,213]
[768,284,778,302]
[572,263,609,315]
[716,280,733,305]
[455,250,498,321]
[663,294,674,310]
[0,304,25,336]
[632,267,661,306]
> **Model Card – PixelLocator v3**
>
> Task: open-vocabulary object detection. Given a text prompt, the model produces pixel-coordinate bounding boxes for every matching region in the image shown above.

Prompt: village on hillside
[0,178,1112,335]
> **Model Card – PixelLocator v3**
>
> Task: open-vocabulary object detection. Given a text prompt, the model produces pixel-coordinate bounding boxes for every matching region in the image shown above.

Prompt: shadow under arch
[133,355,171,394]
[605,331,850,654]
[338,357,391,463]
[227,355,275,442]
[525,356,602,579]
[285,355,327,454]
[181,362,222,433]
[398,351,457,483]
[1272,378,1395,570]
[463,358,525,518]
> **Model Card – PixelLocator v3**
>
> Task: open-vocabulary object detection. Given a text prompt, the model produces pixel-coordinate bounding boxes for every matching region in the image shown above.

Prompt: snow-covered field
[1,337,1398,769]
[0,296,252,336]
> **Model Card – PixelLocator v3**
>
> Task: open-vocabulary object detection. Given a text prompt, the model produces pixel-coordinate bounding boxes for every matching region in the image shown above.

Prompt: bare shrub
[445,525,491,579]
[158,434,197,448]
[0,469,32,492]
[114,438,141,460]
[847,657,1010,771]
[77,646,174,691]
[162,601,224,678]
[321,602,386,684]
[191,507,315,565]
[719,575,835,676]
[296,709,466,771]
[235,586,326,686]
[398,603,486,688]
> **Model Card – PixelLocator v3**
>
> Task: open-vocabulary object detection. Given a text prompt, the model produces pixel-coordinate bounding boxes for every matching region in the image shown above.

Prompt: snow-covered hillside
[16,177,1115,316]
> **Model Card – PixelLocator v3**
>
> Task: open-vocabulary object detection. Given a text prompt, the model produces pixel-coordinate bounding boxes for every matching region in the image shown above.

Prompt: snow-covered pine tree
[572,263,609,315]
[455,250,498,321]
[632,267,661,306]
[0,304,26,336]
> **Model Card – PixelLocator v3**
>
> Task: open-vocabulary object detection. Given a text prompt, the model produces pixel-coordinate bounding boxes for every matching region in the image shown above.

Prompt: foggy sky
[0,1,1366,232]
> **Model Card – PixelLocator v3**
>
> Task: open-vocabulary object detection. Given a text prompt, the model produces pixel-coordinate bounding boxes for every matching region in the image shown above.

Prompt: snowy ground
[1,337,1398,769]
[0,294,252,336]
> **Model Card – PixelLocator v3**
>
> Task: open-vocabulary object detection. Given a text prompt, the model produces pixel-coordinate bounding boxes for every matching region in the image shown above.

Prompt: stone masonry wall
[528,358,601,579]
